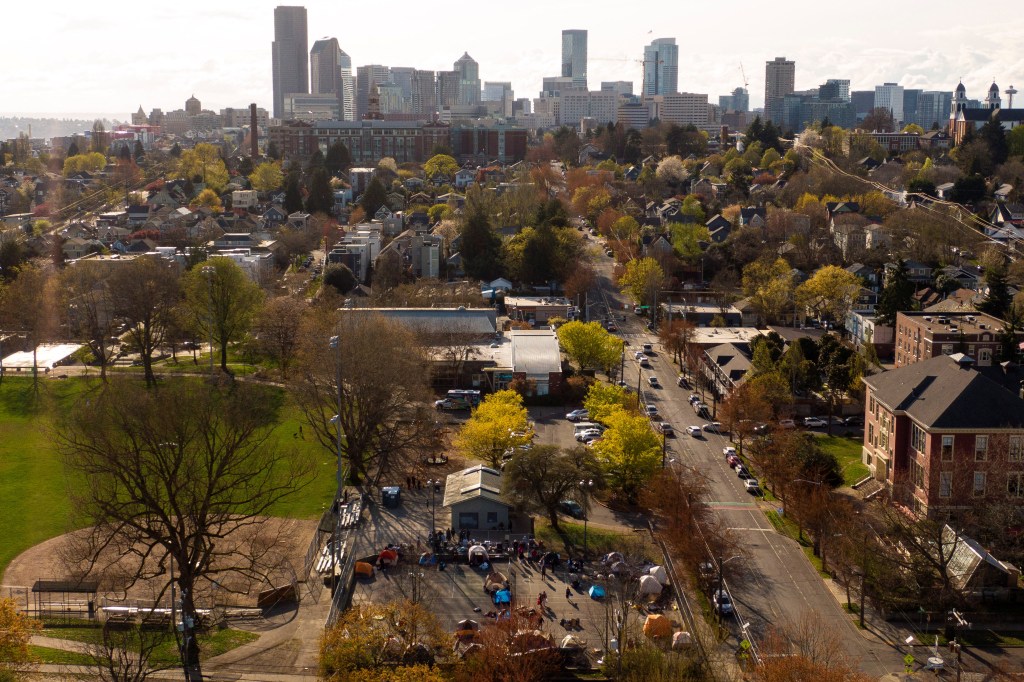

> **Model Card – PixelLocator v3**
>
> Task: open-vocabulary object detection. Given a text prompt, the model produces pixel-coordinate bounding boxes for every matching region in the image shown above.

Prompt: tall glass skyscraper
[642,38,679,96]
[272,6,308,119]
[561,30,588,90]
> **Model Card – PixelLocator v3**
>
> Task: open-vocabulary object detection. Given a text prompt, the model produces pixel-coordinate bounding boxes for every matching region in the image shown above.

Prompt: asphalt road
[584,247,908,677]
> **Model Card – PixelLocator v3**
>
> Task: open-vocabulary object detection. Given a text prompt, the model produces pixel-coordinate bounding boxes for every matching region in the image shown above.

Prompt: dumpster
[381,486,401,508]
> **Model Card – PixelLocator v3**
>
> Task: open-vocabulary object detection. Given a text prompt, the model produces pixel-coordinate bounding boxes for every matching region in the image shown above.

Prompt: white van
[573,422,604,437]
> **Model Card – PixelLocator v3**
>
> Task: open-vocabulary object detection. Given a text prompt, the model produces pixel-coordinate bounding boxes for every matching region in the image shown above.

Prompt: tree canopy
[454,390,532,468]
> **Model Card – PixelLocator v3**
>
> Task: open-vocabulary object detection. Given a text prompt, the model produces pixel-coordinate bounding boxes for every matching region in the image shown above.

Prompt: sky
[4,0,1023,119]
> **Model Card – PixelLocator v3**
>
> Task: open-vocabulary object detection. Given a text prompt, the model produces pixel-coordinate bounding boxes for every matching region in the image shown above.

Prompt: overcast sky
[5,0,1023,118]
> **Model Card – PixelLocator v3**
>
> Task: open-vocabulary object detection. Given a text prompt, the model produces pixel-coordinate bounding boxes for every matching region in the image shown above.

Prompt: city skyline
[3,0,1023,117]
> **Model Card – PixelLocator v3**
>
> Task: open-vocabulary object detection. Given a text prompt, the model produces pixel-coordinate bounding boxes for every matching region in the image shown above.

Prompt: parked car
[686,425,703,437]
[723,446,737,457]
[777,419,797,430]
[576,428,603,443]
[566,409,589,422]
[647,376,660,387]
[802,417,827,428]
[689,394,701,404]
[844,415,863,427]
[727,455,741,468]
[753,423,771,436]
[558,500,585,519]
[703,422,723,433]
[639,357,651,368]
[634,351,645,360]
[817,415,845,426]
[736,465,752,479]
[744,479,762,494]
[606,323,618,332]
[677,375,690,388]
[655,422,674,436]
[713,590,733,615]
[698,406,712,419]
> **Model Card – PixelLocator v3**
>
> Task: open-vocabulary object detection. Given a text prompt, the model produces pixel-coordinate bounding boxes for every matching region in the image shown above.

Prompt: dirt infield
[2,517,318,612]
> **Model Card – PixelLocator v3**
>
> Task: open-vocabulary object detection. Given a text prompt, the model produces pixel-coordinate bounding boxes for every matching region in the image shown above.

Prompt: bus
[446,389,482,407]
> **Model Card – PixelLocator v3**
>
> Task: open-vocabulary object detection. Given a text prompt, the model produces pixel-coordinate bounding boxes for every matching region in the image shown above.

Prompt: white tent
[672,631,692,648]
[649,565,668,585]
[638,574,663,595]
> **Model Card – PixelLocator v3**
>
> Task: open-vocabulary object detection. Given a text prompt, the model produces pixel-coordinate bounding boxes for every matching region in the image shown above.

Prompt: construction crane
[739,63,749,91]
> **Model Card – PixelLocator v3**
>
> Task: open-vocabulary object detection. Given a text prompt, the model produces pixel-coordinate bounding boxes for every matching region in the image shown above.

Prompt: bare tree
[251,295,306,378]
[86,622,169,682]
[61,261,120,381]
[0,265,59,391]
[57,379,314,682]
[292,310,433,484]
[107,256,181,387]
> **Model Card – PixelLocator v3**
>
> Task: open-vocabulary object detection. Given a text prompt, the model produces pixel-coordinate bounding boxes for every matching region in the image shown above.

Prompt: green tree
[62,151,107,175]
[324,141,351,176]
[459,202,502,280]
[979,266,1012,319]
[742,257,796,325]
[182,259,264,373]
[618,257,664,305]
[796,265,862,324]
[359,176,388,217]
[306,149,326,173]
[323,264,357,294]
[584,382,635,423]
[176,143,229,193]
[592,409,662,502]
[249,161,284,193]
[424,153,459,181]
[266,140,281,160]
[950,173,987,203]
[1009,126,1024,159]
[503,445,602,530]
[980,117,1009,166]
[668,222,710,262]
[875,259,914,325]
[305,166,334,215]
[454,390,533,468]
[557,320,622,371]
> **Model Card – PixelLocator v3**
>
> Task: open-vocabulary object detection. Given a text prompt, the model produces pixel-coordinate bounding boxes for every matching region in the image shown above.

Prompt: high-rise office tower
[642,38,679,96]
[819,79,851,102]
[765,57,795,124]
[454,52,481,106]
[437,70,459,108]
[356,65,391,119]
[719,87,749,112]
[561,30,588,90]
[874,82,905,124]
[271,6,308,119]
[411,70,437,116]
[309,38,355,120]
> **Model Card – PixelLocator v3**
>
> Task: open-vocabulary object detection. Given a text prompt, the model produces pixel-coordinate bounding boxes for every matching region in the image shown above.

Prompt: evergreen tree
[266,141,282,161]
[170,142,182,158]
[980,117,1009,165]
[134,140,145,162]
[743,116,764,151]
[460,203,501,280]
[237,155,254,178]
[325,141,351,176]
[979,267,1012,319]
[283,169,303,214]
[66,141,80,158]
[876,260,914,326]
[305,167,334,215]
[306,149,326,174]
[118,143,132,162]
[359,177,388,218]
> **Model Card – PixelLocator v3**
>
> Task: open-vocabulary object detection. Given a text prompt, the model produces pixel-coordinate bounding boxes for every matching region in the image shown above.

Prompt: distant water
[1,113,125,121]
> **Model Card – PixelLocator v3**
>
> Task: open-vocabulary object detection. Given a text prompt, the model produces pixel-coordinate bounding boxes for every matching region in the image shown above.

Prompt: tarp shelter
[638,575,663,595]
[456,618,479,631]
[588,585,605,599]
[354,562,374,578]
[643,614,672,638]
[377,549,398,566]
[560,634,585,649]
[484,570,507,593]
[610,561,627,574]
[494,589,511,605]
[603,552,623,565]
[672,631,693,648]
[649,565,668,585]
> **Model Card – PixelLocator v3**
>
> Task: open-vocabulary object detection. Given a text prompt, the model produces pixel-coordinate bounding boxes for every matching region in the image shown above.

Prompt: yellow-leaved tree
[556,320,622,372]
[455,389,533,468]
[249,161,284,193]
[177,142,229,193]
[592,409,662,503]
[795,265,862,324]
[583,382,635,423]
[0,597,42,680]
[741,257,796,325]
[618,257,664,306]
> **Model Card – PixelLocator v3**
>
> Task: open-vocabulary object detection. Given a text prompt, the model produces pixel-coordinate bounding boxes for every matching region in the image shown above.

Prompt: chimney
[249,103,258,159]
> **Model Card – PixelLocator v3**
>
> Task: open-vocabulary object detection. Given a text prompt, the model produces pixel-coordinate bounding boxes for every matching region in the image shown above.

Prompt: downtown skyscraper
[561,29,588,90]
[271,5,309,119]
[310,37,355,121]
[765,56,795,125]
[642,38,678,96]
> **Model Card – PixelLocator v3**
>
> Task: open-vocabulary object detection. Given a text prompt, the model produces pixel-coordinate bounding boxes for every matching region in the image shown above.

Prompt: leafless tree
[57,379,314,682]
[0,264,59,391]
[251,295,306,378]
[61,262,120,381]
[85,622,169,682]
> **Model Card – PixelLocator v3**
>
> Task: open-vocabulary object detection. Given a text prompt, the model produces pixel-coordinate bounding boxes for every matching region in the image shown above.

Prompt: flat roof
[690,327,765,346]
[897,311,1013,337]
[2,344,83,369]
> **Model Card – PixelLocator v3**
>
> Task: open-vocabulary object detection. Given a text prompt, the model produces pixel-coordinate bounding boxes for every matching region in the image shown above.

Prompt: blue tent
[588,585,606,599]
[494,589,511,605]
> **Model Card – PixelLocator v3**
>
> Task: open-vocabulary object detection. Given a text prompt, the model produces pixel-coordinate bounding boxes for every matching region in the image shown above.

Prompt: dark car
[844,415,863,427]
[558,500,585,519]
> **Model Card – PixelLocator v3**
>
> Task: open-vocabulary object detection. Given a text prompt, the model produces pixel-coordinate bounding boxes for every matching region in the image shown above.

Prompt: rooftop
[341,307,497,336]
[442,465,508,508]
[897,310,1010,337]
[508,329,561,377]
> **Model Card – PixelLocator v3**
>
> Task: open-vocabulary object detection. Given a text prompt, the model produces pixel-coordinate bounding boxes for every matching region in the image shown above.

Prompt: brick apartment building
[893,311,1023,368]
[862,353,1024,518]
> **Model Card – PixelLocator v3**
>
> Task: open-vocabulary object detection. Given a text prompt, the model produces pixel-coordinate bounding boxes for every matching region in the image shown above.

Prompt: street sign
[739,639,751,651]
[903,654,915,666]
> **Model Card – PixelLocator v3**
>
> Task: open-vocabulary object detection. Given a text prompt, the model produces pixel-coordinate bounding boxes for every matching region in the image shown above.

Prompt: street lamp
[328,334,345,592]
[200,266,215,375]
[579,479,595,558]
[661,428,668,468]
[716,555,743,624]
[426,479,440,548]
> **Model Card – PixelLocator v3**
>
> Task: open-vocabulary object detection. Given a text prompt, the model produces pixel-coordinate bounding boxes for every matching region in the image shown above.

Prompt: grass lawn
[0,376,338,581]
[39,624,260,664]
[534,518,657,561]
[817,435,870,486]
[30,645,95,665]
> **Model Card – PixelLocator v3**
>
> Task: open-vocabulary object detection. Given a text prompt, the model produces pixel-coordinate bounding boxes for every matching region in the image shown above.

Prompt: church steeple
[985,81,1001,110]
[951,81,967,116]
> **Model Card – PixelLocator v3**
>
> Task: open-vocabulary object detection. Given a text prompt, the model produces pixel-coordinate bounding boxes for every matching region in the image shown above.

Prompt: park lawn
[38,624,260,664]
[30,645,95,665]
[534,518,657,562]
[0,375,338,582]
[817,435,870,486]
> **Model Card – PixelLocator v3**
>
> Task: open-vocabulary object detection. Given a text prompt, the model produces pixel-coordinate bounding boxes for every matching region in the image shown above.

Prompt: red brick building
[893,311,1022,368]
[862,353,1024,518]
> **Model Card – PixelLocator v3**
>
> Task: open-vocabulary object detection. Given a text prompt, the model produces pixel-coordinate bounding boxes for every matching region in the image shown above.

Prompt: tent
[672,631,692,648]
[484,570,507,593]
[603,552,624,565]
[354,561,374,578]
[649,565,668,585]
[638,575,663,595]
[512,629,552,649]
[468,545,488,566]
[560,634,585,649]
[643,614,672,638]
[456,618,480,631]
[377,548,399,566]
[455,619,480,641]
[494,589,512,605]
[610,561,628,574]
[588,585,605,599]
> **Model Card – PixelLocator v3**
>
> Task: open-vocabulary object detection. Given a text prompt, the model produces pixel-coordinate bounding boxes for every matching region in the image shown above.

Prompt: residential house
[936,182,956,200]
[376,229,443,279]
[61,237,103,260]
[893,311,1023,368]
[126,205,150,227]
[936,265,982,293]
[830,213,870,259]
[994,184,1014,203]
[262,206,287,225]
[861,353,1024,518]
[989,203,1024,230]
[886,259,934,286]
[288,212,310,229]
[702,342,753,400]
[642,234,673,259]
[919,130,952,150]
[846,263,880,291]
[232,190,259,210]
[454,168,476,190]
[846,309,894,358]
[706,214,732,243]
[825,201,860,222]
[738,206,766,228]
[923,288,983,314]
[211,249,274,283]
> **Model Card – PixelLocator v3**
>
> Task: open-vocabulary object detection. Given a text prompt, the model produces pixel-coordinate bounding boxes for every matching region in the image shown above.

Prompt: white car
[744,479,762,494]
[565,409,589,422]
[703,422,723,433]
[686,425,702,437]
[647,376,660,387]
[634,351,644,360]
[639,357,651,368]
[645,404,659,417]
[803,417,827,428]
[576,428,602,443]
[722,446,737,457]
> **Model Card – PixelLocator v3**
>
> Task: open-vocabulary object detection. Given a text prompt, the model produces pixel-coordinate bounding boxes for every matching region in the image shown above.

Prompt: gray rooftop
[342,307,497,336]
[863,354,1024,429]
[509,330,561,377]
[442,465,508,508]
